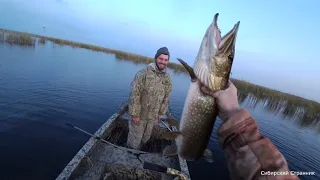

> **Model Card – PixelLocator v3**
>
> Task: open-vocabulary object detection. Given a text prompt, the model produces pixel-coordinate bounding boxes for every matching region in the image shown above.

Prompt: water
[0,43,319,180]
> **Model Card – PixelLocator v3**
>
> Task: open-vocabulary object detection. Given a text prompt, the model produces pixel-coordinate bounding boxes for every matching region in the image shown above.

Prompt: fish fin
[193,56,214,90]
[160,131,182,140]
[202,149,214,163]
[165,117,180,127]
[162,144,178,157]
[176,58,197,82]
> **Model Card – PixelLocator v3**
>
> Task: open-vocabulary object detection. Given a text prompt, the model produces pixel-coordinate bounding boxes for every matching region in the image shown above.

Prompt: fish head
[193,13,240,91]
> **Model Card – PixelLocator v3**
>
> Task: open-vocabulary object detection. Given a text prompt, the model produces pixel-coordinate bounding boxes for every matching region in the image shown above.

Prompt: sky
[0,0,319,102]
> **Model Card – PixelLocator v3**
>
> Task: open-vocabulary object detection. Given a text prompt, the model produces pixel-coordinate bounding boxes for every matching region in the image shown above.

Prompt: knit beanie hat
[154,47,170,60]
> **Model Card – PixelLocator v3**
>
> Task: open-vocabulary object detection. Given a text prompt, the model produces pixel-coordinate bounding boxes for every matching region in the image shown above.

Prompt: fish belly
[177,81,218,161]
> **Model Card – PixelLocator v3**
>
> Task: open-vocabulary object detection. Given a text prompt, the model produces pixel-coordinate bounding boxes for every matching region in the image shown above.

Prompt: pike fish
[162,13,240,162]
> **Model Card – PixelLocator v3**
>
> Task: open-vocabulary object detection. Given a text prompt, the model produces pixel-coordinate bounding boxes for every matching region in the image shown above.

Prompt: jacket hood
[148,62,167,73]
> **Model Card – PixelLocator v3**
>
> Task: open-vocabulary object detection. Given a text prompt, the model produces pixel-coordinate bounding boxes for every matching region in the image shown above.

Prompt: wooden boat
[55,101,191,180]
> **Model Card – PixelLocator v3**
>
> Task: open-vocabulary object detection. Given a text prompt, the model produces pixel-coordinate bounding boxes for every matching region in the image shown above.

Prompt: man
[126,47,172,150]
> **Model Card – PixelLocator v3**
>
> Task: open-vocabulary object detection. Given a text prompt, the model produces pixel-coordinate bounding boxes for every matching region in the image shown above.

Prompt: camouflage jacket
[218,109,299,180]
[128,63,172,121]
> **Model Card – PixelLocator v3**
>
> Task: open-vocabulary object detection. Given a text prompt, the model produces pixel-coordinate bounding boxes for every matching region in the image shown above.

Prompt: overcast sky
[0,0,319,101]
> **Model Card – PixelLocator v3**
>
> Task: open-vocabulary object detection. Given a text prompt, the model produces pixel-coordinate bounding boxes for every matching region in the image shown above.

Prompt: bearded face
[156,54,169,70]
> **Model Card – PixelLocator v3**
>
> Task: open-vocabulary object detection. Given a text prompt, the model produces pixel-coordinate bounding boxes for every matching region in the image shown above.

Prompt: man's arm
[128,69,145,118]
[159,76,172,116]
[218,109,299,180]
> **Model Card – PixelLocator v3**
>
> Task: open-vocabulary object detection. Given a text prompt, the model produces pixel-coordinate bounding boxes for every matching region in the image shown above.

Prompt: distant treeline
[0,28,319,127]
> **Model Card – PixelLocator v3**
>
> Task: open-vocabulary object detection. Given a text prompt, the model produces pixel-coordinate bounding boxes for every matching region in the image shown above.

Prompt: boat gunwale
[55,113,119,180]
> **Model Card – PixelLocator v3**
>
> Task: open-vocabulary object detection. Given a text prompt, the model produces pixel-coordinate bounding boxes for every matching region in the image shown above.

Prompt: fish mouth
[218,20,240,54]
[211,13,240,55]
[205,13,240,57]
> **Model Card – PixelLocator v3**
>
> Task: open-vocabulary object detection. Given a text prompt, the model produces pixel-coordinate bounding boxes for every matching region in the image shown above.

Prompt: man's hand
[132,117,140,125]
[200,80,240,122]
[158,114,163,121]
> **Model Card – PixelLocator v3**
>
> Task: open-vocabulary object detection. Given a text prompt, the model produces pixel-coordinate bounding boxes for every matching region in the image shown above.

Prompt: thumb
[212,90,222,98]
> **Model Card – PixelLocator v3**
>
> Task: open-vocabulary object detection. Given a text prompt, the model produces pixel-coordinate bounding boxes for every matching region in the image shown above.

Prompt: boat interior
[67,103,186,180]
[106,113,175,153]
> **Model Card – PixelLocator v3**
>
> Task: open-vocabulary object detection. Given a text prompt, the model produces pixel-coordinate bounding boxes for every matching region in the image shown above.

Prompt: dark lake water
[0,43,319,180]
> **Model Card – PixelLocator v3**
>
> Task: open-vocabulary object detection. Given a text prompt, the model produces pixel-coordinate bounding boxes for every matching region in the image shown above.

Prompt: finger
[200,86,213,96]
[200,85,223,98]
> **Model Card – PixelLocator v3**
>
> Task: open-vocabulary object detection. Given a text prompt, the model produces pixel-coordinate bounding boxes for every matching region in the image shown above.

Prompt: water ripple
[1,44,319,180]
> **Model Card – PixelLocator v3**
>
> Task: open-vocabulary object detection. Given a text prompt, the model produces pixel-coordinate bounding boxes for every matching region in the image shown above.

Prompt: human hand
[200,80,240,121]
[158,115,162,121]
[132,117,140,125]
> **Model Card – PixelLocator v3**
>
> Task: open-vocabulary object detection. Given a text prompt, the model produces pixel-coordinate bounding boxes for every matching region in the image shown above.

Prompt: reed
[0,28,319,125]
[38,37,46,44]
[4,32,35,46]
[0,32,4,43]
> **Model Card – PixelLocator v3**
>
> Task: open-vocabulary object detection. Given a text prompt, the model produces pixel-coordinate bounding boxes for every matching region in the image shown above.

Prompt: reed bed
[1,28,319,126]
[232,79,320,125]
[3,32,35,46]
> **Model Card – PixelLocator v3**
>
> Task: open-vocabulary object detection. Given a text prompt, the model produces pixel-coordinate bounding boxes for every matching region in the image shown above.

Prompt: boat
[55,101,191,180]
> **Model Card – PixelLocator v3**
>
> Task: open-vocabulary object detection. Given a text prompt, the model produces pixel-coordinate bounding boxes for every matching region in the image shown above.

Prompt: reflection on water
[1,43,319,180]
[238,91,320,131]
[2,28,320,129]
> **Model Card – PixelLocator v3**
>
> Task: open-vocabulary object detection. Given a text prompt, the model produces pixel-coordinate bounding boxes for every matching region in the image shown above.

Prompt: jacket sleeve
[159,76,172,115]
[217,109,299,180]
[128,69,145,118]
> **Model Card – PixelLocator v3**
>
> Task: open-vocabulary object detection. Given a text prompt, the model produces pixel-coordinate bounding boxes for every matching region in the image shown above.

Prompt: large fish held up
[162,13,240,162]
